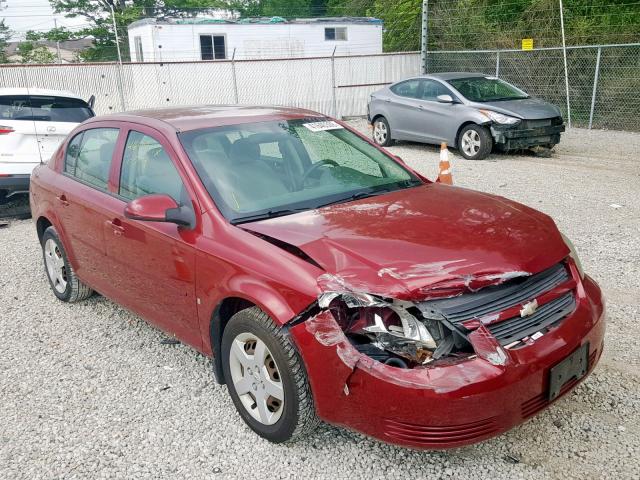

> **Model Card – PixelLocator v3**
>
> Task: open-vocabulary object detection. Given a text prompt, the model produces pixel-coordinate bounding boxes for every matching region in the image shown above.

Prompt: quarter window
[119,131,184,202]
[64,128,119,190]
[325,27,347,41]
[200,35,226,60]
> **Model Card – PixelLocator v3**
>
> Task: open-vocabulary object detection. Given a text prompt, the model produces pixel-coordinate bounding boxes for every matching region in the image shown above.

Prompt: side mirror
[87,94,95,109]
[437,94,454,103]
[124,194,195,228]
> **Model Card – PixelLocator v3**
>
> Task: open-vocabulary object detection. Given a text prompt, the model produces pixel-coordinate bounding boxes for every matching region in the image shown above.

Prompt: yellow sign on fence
[522,38,534,50]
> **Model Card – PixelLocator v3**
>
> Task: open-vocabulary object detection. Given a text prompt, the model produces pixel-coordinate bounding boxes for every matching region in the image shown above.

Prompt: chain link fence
[427,43,640,131]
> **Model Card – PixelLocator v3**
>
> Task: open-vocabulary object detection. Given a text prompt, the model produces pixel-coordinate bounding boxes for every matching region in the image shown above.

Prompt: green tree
[16,41,56,64]
[0,19,11,64]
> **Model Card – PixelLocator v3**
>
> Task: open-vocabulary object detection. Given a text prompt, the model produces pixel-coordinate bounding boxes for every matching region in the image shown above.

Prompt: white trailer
[127,17,383,62]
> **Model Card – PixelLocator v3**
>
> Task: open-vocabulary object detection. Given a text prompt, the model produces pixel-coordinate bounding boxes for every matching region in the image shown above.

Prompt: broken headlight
[479,109,521,125]
[326,296,471,368]
[560,232,585,278]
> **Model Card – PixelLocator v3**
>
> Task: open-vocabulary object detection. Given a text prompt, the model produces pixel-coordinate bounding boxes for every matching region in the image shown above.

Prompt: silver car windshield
[448,77,529,102]
[179,118,422,224]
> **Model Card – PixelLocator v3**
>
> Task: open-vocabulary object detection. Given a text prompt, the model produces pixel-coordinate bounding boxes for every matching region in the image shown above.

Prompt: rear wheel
[458,124,493,160]
[222,307,318,443]
[41,226,93,302]
[372,116,394,147]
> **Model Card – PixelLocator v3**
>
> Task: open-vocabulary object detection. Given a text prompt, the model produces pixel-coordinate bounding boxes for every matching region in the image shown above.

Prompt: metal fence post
[559,0,571,127]
[420,0,429,74]
[495,50,500,77]
[231,48,239,104]
[588,46,602,129]
[108,3,126,111]
[331,47,338,118]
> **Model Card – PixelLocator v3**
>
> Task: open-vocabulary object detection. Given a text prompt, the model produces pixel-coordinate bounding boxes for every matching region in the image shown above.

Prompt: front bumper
[491,119,565,150]
[0,174,30,195]
[290,275,605,449]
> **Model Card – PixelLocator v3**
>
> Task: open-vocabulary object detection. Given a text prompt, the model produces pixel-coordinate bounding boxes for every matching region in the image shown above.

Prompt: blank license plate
[548,343,589,401]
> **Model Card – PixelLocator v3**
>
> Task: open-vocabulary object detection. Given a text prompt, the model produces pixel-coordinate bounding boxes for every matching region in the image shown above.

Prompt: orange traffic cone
[438,142,453,185]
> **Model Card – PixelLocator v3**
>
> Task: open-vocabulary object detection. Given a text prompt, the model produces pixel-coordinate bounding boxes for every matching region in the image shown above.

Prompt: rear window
[0,95,94,123]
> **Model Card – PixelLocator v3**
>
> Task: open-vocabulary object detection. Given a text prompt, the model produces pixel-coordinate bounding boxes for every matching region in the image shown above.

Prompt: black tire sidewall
[459,124,493,160]
[42,227,73,301]
[221,312,301,443]
[373,117,393,146]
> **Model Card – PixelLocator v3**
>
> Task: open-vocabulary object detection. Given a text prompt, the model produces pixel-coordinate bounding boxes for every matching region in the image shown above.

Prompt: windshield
[179,118,422,223]
[447,77,529,102]
[0,95,94,122]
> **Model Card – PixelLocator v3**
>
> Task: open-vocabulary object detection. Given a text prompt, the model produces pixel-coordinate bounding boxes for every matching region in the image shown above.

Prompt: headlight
[479,109,521,125]
[560,232,585,278]
[324,295,470,367]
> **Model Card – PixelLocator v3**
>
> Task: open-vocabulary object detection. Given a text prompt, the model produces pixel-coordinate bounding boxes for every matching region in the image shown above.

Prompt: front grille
[417,262,570,324]
[487,293,576,346]
[521,117,563,129]
[383,417,499,446]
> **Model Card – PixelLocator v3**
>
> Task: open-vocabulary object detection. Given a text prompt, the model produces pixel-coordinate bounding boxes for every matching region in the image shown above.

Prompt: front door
[103,126,201,348]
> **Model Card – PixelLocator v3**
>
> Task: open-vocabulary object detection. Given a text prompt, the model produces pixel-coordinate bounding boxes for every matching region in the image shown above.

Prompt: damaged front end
[318,288,474,369]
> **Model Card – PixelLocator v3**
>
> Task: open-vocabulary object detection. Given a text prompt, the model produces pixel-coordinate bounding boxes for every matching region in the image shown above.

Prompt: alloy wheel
[461,130,482,157]
[228,332,285,425]
[373,120,387,144]
[44,238,67,294]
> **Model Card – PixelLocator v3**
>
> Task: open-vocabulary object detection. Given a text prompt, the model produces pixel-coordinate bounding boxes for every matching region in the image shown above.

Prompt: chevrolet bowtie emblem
[520,299,538,317]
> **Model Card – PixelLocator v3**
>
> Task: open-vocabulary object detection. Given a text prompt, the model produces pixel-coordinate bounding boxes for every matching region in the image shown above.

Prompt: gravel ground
[1,125,639,479]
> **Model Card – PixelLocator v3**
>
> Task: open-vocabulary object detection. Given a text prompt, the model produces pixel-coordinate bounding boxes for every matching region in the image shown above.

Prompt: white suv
[0,88,94,201]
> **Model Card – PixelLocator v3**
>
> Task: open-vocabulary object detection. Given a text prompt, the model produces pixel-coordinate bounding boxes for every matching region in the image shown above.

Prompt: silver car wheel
[228,332,285,426]
[44,238,67,294]
[461,130,482,157]
[373,119,387,144]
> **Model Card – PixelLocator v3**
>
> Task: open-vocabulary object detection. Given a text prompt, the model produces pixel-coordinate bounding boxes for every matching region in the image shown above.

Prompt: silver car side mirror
[437,94,454,103]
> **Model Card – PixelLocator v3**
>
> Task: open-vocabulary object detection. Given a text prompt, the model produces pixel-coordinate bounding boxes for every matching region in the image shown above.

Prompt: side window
[119,131,185,203]
[64,128,118,190]
[390,79,421,99]
[420,79,453,101]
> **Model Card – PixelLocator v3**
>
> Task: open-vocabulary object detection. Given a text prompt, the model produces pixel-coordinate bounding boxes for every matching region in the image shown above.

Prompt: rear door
[386,79,427,141]
[55,126,122,292]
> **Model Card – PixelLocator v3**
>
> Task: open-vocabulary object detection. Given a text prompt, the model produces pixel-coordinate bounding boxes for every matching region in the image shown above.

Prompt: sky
[2,0,86,40]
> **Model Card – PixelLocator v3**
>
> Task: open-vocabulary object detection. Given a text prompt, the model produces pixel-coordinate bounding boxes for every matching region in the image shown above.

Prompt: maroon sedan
[30,106,605,448]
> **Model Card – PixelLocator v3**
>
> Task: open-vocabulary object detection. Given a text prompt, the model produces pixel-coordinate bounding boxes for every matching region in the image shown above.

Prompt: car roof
[424,72,488,81]
[0,87,85,100]
[87,105,325,133]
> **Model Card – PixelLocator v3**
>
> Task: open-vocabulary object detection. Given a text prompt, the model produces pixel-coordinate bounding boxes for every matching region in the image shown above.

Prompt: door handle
[106,219,125,237]
[384,98,390,103]
[55,194,69,207]
[418,105,425,110]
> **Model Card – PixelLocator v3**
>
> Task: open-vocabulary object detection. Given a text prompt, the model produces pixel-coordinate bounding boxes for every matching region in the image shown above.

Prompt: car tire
[372,116,394,147]
[41,226,93,302]
[458,124,493,160]
[222,307,319,443]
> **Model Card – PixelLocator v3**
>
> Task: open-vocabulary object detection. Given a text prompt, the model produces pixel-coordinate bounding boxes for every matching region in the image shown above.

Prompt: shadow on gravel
[0,195,31,221]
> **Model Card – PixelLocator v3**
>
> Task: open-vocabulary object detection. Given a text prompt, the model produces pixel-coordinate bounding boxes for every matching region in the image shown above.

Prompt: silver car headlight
[479,109,521,125]
[560,232,585,279]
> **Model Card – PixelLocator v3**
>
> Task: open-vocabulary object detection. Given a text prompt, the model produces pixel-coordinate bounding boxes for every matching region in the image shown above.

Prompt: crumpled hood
[243,184,569,300]
[470,97,563,120]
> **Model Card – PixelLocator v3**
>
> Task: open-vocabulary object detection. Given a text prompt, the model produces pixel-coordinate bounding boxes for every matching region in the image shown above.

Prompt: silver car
[367,72,565,160]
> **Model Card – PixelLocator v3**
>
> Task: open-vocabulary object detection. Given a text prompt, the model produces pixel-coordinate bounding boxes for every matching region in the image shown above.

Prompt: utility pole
[108,3,123,65]
[420,0,429,74]
[53,19,62,63]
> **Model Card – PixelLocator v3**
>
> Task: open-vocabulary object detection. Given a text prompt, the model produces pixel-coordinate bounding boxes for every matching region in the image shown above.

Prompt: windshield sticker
[303,121,344,132]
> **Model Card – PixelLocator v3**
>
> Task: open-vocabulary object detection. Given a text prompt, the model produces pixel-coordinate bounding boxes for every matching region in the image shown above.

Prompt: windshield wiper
[231,207,309,225]
[315,188,393,209]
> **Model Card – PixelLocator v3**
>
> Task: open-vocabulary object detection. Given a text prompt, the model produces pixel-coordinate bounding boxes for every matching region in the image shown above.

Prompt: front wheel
[458,124,493,160]
[222,307,318,443]
[372,116,394,147]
